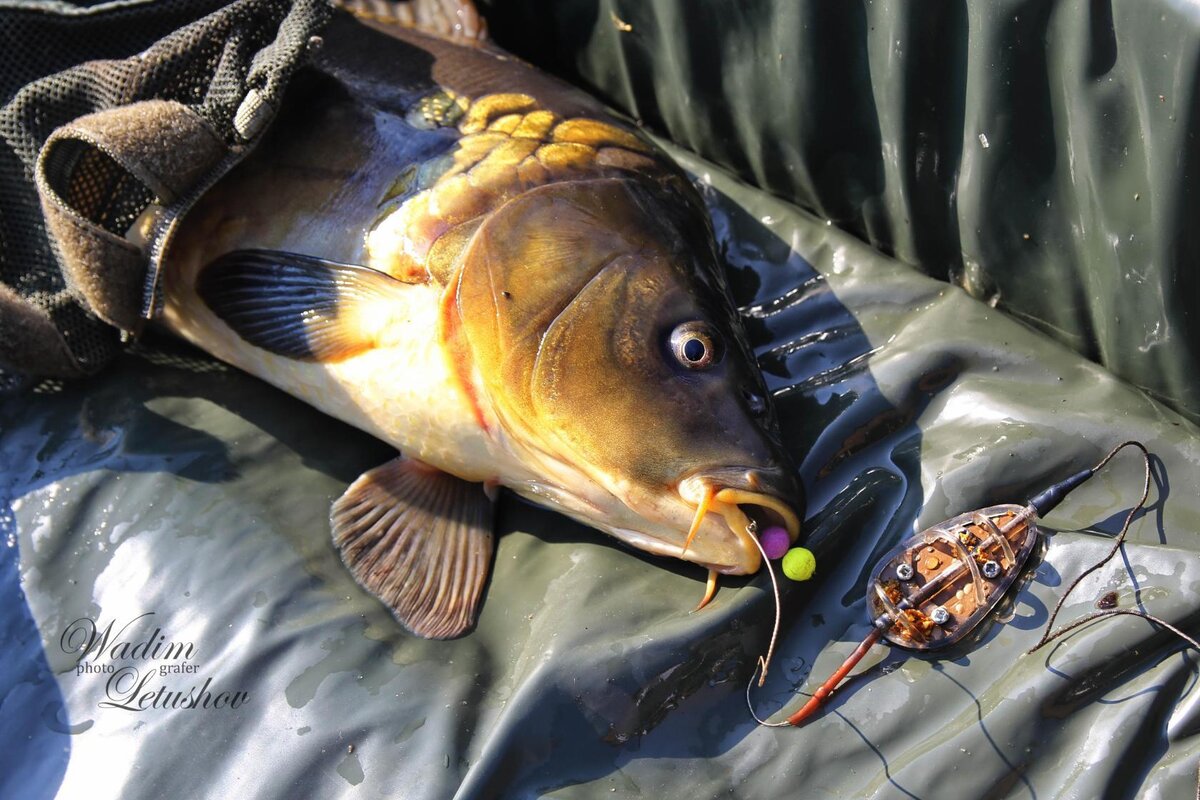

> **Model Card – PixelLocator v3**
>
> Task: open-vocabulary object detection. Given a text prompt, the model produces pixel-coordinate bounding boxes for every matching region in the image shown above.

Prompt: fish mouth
[498,441,801,576]
[677,471,802,574]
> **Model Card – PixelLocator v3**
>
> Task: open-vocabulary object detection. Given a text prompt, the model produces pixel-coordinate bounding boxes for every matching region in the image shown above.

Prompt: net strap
[36,99,226,333]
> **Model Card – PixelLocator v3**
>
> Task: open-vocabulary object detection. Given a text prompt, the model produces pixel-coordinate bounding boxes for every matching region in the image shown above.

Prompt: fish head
[454,175,803,575]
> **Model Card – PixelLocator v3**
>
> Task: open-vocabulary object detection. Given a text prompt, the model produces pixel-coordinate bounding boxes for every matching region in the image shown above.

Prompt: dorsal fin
[332,0,488,44]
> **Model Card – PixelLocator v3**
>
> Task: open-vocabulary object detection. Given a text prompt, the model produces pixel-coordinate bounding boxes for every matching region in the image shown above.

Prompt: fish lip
[506,456,802,575]
[714,487,800,539]
[511,478,754,571]
[677,469,803,571]
[678,469,802,536]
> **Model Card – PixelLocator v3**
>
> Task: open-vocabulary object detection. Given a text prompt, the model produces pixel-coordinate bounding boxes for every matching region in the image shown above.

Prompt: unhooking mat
[3,4,1200,800]
[3,137,1198,799]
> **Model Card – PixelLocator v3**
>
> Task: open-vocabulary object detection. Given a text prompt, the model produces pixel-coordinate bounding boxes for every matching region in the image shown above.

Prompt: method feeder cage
[748,440,1181,728]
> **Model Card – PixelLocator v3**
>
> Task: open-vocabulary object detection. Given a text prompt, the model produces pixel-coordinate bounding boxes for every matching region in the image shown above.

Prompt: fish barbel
[153,11,804,638]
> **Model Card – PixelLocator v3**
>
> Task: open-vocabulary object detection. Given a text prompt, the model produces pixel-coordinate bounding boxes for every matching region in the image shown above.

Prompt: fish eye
[669,322,721,370]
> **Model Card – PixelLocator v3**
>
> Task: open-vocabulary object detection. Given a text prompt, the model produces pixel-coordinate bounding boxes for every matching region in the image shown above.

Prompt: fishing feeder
[749,440,1175,728]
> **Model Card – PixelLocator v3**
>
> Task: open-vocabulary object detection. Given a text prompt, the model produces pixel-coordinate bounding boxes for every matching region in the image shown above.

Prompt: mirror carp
[154,12,804,638]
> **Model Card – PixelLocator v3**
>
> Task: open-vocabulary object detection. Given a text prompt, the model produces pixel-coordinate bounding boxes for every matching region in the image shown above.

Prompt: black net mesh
[0,0,331,378]
[43,139,158,235]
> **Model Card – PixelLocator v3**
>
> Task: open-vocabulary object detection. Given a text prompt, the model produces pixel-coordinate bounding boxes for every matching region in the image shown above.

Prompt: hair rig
[747,439,1197,728]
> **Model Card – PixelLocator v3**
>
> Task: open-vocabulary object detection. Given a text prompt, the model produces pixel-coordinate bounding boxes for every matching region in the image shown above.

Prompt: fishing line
[746,439,1200,730]
[747,522,783,687]
[745,517,791,727]
[745,661,794,728]
[1027,440,1153,653]
[1033,608,1200,652]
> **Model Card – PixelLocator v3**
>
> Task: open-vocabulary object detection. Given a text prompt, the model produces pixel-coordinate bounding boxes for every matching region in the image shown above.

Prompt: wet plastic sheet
[4,10,1200,800]
[3,135,1198,798]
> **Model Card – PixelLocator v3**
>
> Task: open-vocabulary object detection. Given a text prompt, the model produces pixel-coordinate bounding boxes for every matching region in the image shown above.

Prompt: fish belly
[160,250,496,482]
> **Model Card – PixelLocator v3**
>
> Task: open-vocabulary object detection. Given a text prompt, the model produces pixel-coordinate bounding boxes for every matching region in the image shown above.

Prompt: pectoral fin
[197,249,409,361]
[331,456,495,639]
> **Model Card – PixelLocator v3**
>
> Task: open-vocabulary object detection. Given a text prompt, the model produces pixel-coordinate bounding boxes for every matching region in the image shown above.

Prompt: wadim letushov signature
[60,612,250,711]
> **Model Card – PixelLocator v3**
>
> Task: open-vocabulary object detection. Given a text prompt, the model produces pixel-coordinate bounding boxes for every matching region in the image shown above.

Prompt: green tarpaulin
[3,2,1198,798]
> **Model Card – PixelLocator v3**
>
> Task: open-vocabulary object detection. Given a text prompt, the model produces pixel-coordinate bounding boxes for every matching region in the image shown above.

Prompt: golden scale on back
[367,89,672,285]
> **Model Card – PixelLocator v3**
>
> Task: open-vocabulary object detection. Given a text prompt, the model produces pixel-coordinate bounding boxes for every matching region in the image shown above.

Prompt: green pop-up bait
[781,547,816,582]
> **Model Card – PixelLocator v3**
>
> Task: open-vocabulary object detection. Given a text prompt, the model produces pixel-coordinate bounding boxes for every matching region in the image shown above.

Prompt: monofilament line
[744,530,793,727]
[1028,440,1152,654]
[747,527,783,686]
